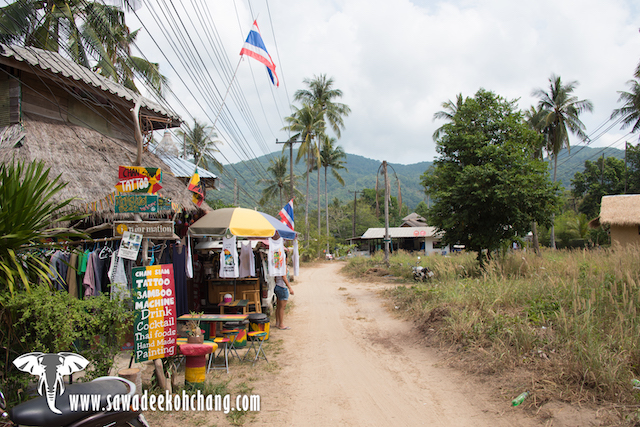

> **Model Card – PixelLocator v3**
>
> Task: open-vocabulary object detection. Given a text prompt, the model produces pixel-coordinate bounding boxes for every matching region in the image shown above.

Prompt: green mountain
[209,146,625,211]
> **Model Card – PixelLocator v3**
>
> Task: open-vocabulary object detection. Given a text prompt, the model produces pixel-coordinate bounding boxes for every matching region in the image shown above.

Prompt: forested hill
[210,146,624,211]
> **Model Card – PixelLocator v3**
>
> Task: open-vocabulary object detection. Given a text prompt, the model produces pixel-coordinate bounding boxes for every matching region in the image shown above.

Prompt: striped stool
[178,343,216,389]
[243,331,268,365]
[209,337,230,374]
[222,329,241,361]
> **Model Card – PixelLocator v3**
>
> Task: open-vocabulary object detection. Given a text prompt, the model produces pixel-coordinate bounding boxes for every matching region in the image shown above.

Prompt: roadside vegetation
[344,248,640,415]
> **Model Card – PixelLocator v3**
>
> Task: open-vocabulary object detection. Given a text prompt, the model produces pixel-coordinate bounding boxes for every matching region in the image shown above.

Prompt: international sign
[114,221,175,239]
[115,195,158,213]
[132,264,177,362]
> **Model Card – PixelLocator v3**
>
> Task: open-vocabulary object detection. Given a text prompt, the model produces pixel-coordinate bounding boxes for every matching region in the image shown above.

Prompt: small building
[400,212,427,228]
[360,226,450,255]
[591,194,640,247]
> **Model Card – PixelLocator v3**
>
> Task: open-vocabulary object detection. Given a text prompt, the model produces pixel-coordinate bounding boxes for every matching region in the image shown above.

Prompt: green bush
[0,286,132,404]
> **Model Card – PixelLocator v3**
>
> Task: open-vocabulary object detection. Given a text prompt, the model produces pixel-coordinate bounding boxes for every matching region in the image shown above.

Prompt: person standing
[274,270,294,329]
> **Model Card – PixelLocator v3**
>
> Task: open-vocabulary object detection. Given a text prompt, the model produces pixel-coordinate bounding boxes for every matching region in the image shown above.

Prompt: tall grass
[345,246,640,404]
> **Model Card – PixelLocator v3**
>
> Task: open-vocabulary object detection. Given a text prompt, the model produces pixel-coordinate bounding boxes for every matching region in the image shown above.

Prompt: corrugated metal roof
[361,226,441,239]
[157,154,218,179]
[0,44,180,123]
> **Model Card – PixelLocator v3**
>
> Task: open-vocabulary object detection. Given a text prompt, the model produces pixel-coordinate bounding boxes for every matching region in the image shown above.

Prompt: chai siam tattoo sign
[115,166,163,194]
[132,264,177,362]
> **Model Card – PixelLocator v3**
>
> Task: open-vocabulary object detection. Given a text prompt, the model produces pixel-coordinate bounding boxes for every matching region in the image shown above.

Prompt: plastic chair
[242,290,261,314]
[243,331,268,365]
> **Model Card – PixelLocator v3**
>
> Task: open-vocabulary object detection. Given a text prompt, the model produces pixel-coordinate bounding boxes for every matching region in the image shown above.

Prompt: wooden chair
[242,290,261,314]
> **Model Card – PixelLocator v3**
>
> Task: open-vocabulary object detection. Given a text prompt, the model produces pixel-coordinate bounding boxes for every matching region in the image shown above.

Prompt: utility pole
[383,161,390,266]
[625,142,628,194]
[276,138,303,202]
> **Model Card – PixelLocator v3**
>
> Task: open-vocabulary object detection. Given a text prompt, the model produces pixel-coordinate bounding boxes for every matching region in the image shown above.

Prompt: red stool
[179,342,216,388]
[222,329,241,361]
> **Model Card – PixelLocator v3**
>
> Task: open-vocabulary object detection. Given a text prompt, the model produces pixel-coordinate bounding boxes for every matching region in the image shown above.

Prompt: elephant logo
[13,352,89,414]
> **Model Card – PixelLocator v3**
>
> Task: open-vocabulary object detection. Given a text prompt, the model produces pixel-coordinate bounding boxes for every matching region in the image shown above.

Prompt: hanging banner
[132,264,177,363]
[116,166,163,194]
[115,195,158,213]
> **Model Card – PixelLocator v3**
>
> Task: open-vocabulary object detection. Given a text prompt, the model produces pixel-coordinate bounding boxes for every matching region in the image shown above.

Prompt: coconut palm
[176,119,223,173]
[532,74,593,248]
[0,0,166,95]
[611,78,640,137]
[294,74,351,138]
[257,155,298,208]
[282,103,325,241]
[432,93,464,141]
[319,136,347,248]
[0,159,86,295]
[294,74,350,236]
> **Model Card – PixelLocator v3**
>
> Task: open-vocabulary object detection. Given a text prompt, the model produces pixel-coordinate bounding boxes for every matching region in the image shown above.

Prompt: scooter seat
[9,378,129,427]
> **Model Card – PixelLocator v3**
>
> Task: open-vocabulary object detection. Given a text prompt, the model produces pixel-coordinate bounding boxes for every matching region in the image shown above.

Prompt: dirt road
[254,262,541,426]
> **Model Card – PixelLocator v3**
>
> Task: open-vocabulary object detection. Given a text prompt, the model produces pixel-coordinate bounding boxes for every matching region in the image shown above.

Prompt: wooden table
[218,299,248,314]
[178,313,249,338]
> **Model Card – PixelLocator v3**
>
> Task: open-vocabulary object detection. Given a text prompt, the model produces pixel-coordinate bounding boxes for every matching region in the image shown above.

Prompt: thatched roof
[594,195,640,227]
[0,117,210,221]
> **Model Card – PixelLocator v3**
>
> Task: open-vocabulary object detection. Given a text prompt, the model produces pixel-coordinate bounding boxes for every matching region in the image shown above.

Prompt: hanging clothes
[185,236,193,279]
[108,249,129,301]
[268,237,286,276]
[293,239,300,277]
[238,241,255,278]
[173,242,189,317]
[219,236,239,278]
[83,251,97,298]
[49,250,69,291]
[66,252,78,298]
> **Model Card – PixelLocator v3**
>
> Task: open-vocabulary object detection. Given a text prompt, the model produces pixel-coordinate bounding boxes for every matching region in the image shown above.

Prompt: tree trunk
[317,164,321,235]
[532,221,541,256]
[325,167,329,254]
[550,154,558,249]
[305,151,310,243]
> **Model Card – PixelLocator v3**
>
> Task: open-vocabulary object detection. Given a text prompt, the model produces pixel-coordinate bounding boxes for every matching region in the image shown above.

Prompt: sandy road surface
[254,262,540,427]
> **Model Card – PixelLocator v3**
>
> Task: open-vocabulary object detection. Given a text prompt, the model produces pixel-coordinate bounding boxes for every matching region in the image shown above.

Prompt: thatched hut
[590,195,640,247]
[0,44,213,229]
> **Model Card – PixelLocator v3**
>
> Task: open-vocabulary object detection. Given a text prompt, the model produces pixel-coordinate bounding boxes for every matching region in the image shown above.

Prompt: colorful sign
[158,197,172,211]
[132,264,177,362]
[115,195,158,213]
[114,221,175,239]
[116,166,163,194]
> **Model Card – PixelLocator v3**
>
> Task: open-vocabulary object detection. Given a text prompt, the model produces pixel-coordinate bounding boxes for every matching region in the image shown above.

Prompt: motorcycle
[412,257,434,282]
[1,376,149,427]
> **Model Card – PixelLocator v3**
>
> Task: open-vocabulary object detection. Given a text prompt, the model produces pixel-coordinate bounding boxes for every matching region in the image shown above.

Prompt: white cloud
[129,0,640,165]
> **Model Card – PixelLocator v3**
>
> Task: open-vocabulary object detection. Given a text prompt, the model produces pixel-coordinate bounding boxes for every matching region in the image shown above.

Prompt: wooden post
[118,368,142,396]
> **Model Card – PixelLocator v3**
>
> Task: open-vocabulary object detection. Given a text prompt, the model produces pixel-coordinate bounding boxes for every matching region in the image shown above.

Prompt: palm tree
[282,103,325,241]
[432,93,464,140]
[294,74,351,138]
[176,119,223,173]
[532,74,593,248]
[294,74,350,237]
[257,155,289,208]
[319,136,347,250]
[0,0,166,95]
[611,78,640,137]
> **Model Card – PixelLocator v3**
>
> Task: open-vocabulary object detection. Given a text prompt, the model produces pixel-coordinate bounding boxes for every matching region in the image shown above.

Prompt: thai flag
[279,199,294,231]
[239,20,279,87]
